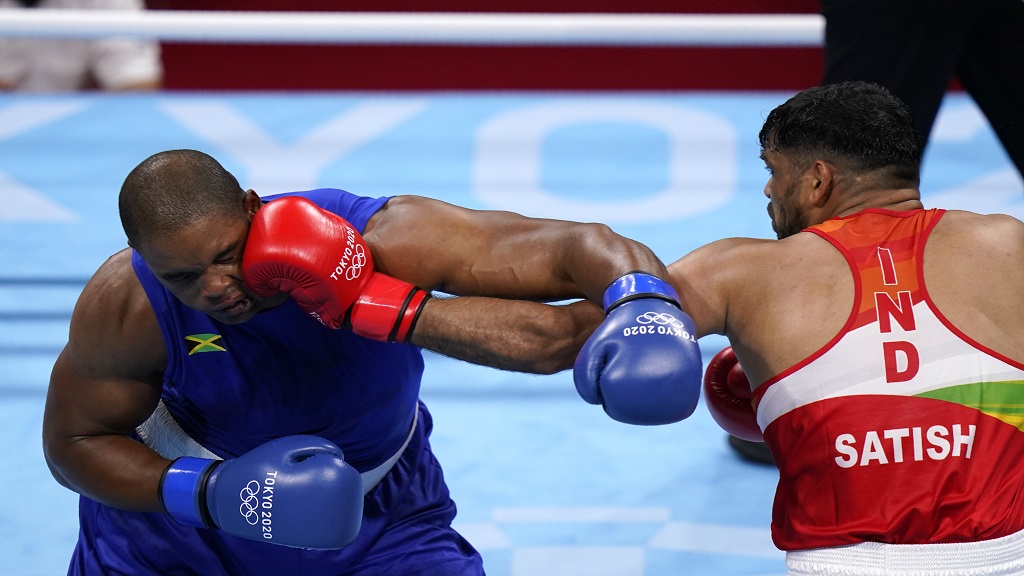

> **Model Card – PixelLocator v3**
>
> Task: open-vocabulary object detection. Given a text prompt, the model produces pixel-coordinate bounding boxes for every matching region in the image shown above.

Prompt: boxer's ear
[808,160,835,207]
[243,190,261,218]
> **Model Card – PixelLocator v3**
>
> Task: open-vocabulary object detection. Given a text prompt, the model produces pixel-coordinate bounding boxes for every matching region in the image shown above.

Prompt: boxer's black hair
[119,149,247,247]
[759,81,921,187]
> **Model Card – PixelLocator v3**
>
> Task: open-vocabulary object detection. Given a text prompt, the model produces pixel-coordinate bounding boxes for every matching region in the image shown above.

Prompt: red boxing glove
[703,346,763,442]
[242,196,429,342]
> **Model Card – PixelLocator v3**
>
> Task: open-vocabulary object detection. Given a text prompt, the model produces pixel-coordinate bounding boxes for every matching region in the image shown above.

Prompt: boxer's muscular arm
[365,195,667,301]
[666,237,766,339]
[362,196,668,373]
[43,249,170,512]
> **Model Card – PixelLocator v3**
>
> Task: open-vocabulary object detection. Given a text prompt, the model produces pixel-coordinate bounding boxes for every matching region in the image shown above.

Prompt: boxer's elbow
[41,432,80,492]
[42,425,116,496]
[44,457,74,491]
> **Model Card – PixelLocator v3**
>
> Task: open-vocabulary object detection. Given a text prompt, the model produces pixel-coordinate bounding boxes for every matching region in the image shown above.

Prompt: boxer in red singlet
[673,81,1024,575]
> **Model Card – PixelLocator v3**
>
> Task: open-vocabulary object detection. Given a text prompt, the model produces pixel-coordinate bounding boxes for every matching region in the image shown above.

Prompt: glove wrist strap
[347,274,432,342]
[602,272,680,313]
[160,456,217,528]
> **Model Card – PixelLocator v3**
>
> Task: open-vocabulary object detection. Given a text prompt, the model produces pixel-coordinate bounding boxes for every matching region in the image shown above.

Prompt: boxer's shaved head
[119,149,248,248]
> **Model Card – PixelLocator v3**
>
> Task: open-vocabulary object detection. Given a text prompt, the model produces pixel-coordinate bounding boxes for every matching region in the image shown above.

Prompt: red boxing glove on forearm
[345,272,430,342]
[242,196,429,342]
[703,346,763,442]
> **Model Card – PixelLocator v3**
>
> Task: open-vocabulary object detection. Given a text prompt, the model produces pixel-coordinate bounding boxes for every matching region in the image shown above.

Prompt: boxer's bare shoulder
[669,233,852,377]
[925,211,1024,361]
[66,248,166,380]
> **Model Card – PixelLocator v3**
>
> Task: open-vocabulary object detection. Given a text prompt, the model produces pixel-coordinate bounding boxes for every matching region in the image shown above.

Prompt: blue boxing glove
[160,435,364,549]
[573,272,703,425]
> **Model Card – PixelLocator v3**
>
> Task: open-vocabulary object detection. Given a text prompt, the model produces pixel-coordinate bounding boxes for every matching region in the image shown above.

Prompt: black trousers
[820,0,1024,177]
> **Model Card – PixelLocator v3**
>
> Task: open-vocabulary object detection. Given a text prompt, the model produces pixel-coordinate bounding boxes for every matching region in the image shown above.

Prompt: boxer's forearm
[44,433,170,513]
[409,297,602,375]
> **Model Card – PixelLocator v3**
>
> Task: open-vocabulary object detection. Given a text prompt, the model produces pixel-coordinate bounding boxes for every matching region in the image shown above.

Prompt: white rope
[0,10,824,46]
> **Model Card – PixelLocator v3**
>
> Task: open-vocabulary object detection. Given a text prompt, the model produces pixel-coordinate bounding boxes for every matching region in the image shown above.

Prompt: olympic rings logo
[345,244,367,281]
[239,480,261,525]
[636,311,685,329]
[331,237,368,283]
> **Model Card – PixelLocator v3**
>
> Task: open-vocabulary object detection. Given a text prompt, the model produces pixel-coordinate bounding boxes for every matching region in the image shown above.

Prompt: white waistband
[136,400,219,460]
[786,529,1024,576]
[360,406,417,493]
[136,400,416,495]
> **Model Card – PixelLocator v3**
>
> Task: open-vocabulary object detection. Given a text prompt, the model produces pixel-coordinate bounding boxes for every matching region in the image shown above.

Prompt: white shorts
[786,528,1024,576]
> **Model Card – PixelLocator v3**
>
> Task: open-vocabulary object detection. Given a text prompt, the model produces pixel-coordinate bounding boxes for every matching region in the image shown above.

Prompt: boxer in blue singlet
[72,189,476,574]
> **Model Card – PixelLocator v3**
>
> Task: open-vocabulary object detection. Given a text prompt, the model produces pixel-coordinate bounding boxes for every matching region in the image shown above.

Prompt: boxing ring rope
[0,10,824,46]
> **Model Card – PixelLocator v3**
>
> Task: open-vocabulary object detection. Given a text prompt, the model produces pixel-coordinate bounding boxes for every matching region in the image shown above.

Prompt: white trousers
[787,529,1024,576]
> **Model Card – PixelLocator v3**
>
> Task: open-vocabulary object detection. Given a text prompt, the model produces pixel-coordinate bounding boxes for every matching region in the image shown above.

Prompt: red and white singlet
[752,208,1024,551]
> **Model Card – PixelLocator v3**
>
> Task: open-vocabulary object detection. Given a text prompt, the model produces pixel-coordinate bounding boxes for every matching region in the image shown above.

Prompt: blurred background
[145,0,823,92]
